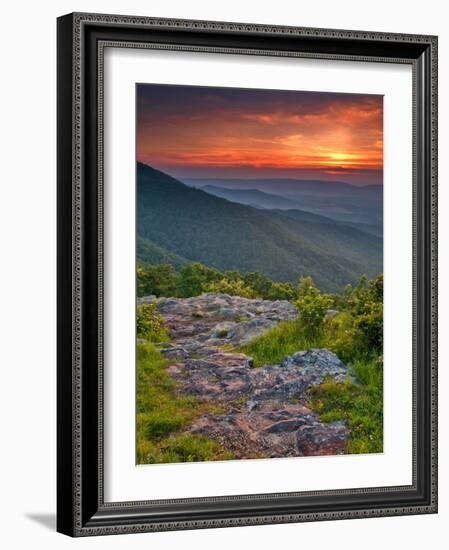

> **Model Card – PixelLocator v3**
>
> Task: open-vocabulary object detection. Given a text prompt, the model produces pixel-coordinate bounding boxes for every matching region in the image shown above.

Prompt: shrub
[244,272,274,297]
[266,281,297,301]
[345,274,383,353]
[203,278,257,298]
[136,303,170,342]
[178,262,221,297]
[296,277,333,337]
[324,311,357,362]
[354,301,383,352]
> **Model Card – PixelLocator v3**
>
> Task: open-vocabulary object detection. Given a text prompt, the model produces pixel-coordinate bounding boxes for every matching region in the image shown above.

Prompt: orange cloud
[137,86,383,184]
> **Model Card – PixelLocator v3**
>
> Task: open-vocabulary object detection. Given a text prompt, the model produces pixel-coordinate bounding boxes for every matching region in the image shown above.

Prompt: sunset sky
[136,84,383,186]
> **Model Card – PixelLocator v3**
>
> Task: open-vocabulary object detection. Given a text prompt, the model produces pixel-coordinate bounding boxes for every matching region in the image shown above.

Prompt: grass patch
[161,434,234,462]
[308,357,383,454]
[241,311,358,368]
[136,342,233,464]
[240,319,324,367]
[138,434,235,464]
[220,343,236,352]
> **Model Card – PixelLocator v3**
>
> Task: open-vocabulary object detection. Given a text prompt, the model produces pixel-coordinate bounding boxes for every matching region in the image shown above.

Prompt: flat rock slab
[142,293,297,349]
[171,348,351,404]
[189,404,348,458]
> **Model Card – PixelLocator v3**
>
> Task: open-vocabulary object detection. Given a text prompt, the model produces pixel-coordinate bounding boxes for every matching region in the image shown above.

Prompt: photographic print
[135,84,384,465]
[57,14,437,534]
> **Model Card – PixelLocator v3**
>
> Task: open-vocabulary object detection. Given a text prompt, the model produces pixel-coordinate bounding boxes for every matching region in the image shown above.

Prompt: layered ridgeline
[187,178,383,234]
[137,162,382,293]
[200,185,382,238]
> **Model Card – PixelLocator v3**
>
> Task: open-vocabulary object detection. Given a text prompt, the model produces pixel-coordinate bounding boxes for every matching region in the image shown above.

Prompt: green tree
[267,281,297,301]
[137,263,178,297]
[223,270,241,282]
[203,278,257,299]
[244,272,273,297]
[178,262,221,297]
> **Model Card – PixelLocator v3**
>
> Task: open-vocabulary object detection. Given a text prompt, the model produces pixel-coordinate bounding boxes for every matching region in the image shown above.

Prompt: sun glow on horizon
[137,85,383,185]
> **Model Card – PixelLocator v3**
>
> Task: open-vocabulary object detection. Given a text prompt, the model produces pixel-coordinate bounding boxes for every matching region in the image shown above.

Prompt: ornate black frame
[57,12,438,537]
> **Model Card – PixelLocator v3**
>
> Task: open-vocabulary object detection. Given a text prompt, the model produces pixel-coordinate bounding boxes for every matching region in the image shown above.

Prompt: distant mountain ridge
[202,185,303,210]
[183,176,382,226]
[137,163,382,292]
[271,209,382,238]
[183,176,382,194]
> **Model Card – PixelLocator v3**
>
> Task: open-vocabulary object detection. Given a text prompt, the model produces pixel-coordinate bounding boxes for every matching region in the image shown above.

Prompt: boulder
[296,420,348,456]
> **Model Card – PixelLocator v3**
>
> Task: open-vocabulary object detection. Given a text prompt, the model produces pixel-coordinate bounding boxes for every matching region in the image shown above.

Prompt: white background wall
[0,1,446,548]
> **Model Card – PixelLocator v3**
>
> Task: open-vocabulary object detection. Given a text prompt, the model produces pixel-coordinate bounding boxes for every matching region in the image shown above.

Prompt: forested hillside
[137,163,382,293]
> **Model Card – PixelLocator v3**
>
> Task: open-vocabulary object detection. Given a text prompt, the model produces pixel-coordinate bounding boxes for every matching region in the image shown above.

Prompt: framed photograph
[57,12,438,536]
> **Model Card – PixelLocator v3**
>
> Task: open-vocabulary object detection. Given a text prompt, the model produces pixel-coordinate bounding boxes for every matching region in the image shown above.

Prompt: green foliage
[355,302,383,352]
[243,272,275,297]
[345,274,383,353]
[243,271,297,301]
[136,303,170,342]
[267,281,297,301]
[137,263,178,298]
[203,278,257,298]
[323,311,357,362]
[136,342,233,464]
[135,266,383,329]
[178,262,221,298]
[137,262,300,302]
[296,277,333,337]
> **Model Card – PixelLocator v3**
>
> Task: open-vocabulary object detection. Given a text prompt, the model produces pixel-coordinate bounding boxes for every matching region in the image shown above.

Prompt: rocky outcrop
[166,347,350,459]
[141,293,352,459]
[189,405,348,458]
[170,348,350,403]
[140,293,297,348]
